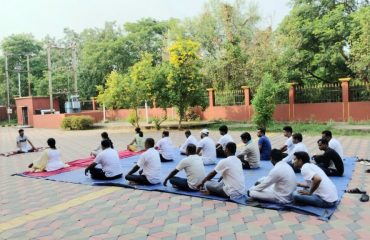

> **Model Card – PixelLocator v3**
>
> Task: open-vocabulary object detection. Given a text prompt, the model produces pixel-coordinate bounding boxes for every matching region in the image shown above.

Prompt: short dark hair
[163,131,169,137]
[135,127,141,133]
[18,129,24,133]
[318,138,329,145]
[101,139,112,148]
[225,142,237,155]
[101,132,108,139]
[283,126,293,133]
[294,151,310,164]
[138,131,143,137]
[322,130,332,138]
[47,138,56,148]
[219,125,228,133]
[186,144,197,154]
[240,132,252,142]
[257,127,266,134]
[292,133,303,142]
[271,149,283,162]
[185,130,191,135]
[145,138,155,148]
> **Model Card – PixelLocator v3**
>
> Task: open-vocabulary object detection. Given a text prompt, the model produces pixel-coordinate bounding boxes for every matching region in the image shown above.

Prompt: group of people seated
[82,125,345,208]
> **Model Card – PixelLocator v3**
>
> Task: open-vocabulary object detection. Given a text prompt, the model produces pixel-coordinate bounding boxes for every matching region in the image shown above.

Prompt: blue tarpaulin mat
[15,149,356,221]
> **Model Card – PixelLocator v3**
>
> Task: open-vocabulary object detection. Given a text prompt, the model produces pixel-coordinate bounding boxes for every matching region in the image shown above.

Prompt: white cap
[200,129,209,134]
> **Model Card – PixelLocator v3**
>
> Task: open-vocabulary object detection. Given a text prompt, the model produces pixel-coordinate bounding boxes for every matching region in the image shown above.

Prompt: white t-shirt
[180,135,198,153]
[282,142,309,163]
[329,138,344,159]
[285,136,294,155]
[94,148,123,177]
[176,155,206,189]
[155,137,174,160]
[251,161,296,203]
[45,149,65,172]
[197,136,217,165]
[217,134,234,150]
[215,156,246,198]
[16,135,31,152]
[137,148,161,184]
[301,163,338,203]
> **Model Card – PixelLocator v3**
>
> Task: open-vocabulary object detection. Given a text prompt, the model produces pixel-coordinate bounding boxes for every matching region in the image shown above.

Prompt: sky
[0,0,291,42]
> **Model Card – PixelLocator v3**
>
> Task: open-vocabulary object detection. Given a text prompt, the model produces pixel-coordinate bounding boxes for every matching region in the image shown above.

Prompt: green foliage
[61,116,93,130]
[252,74,286,128]
[127,111,140,127]
[167,39,206,128]
[149,117,164,130]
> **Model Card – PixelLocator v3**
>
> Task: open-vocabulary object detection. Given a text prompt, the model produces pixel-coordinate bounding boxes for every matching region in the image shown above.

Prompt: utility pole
[26,54,31,96]
[5,54,10,123]
[72,43,78,94]
[47,46,53,112]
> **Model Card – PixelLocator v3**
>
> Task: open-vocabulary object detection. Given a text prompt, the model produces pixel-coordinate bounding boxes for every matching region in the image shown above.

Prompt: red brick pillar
[241,86,251,120]
[288,83,296,121]
[153,99,157,109]
[339,77,351,121]
[207,88,215,108]
[91,97,96,111]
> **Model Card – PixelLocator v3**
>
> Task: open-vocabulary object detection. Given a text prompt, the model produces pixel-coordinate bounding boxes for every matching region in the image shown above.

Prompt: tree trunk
[135,108,140,128]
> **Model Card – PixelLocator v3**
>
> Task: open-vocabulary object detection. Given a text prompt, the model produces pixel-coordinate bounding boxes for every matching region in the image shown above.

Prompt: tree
[167,39,206,128]
[348,6,370,81]
[252,74,285,128]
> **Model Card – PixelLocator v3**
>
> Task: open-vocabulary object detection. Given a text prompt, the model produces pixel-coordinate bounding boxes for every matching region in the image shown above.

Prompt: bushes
[61,116,94,130]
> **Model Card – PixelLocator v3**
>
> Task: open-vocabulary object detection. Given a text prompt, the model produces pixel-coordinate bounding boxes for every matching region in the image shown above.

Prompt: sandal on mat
[366,169,370,173]
[345,188,366,194]
[360,193,369,202]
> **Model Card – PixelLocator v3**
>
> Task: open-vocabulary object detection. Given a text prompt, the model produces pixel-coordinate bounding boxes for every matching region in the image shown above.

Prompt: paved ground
[0,127,369,240]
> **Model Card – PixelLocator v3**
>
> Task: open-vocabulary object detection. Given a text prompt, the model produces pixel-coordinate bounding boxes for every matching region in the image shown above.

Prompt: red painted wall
[202,105,249,121]
[293,103,343,122]
[348,102,370,121]
[33,114,66,128]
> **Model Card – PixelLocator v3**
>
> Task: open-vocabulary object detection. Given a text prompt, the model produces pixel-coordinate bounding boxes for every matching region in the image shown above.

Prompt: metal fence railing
[215,90,245,106]
[275,89,289,104]
[349,82,370,102]
[295,83,342,103]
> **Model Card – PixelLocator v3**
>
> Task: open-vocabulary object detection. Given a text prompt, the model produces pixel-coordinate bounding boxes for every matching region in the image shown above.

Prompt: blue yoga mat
[22,149,357,220]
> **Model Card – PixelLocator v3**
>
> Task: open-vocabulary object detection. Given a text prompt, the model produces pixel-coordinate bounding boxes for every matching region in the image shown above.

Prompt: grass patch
[207,121,370,137]
[0,119,17,127]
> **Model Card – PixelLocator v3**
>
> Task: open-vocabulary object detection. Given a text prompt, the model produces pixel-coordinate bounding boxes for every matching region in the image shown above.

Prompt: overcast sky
[0,0,291,41]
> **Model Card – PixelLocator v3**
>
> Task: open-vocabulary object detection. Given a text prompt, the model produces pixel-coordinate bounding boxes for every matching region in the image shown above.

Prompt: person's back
[218,134,234,150]
[198,136,216,165]
[135,134,145,151]
[258,135,272,160]
[324,148,344,176]
[45,148,65,172]
[329,138,344,159]
[239,142,260,169]
[139,148,161,184]
[270,161,296,202]
[156,135,174,161]
[180,135,198,153]
[301,163,338,203]
[177,154,205,189]
[95,148,122,177]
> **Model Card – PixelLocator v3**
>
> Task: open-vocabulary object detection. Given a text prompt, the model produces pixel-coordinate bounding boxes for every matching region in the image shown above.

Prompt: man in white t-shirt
[248,149,296,204]
[164,144,205,191]
[197,142,246,199]
[125,138,161,185]
[280,126,294,157]
[282,133,309,172]
[322,130,344,159]
[293,151,338,208]
[179,130,198,155]
[85,140,123,180]
[216,125,234,158]
[196,129,217,165]
[16,129,36,153]
[155,131,174,162]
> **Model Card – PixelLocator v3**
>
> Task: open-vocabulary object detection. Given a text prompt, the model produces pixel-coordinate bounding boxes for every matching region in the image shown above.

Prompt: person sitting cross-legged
[163,144,205,191]
[257,127,272,160]
[280,126,294,158]
[293,151,338,208]
[248,149,296,204]
[322,130,344,159]
[91,132,114,157]
[197,142,246,199]
[215,125,234,158]
[312,138,344,177]
[127,127,145,152]
[281,133,310,173]
[237,132,260,169]
[85,139,123,180]
[197,129,217,165]
[179,130,197,155]
[155,131,174,162]
[125,138,161,185]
